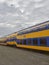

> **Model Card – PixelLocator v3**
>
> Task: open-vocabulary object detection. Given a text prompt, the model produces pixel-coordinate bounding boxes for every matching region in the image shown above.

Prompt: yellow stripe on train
[16,44,49,51]
[17,30,49,39]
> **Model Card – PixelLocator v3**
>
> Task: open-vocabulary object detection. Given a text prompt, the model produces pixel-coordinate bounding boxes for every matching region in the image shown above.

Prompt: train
[0,21,49,51]
[0,37,7,45]
[6,33,17,46]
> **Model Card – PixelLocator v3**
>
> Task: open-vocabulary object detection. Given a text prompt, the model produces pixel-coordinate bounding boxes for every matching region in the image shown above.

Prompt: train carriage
[16,21,49,51]
[6,33,17,46]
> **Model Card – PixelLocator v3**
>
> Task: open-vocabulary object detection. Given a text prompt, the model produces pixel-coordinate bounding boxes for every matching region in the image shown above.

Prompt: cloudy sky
[0,0,49,37]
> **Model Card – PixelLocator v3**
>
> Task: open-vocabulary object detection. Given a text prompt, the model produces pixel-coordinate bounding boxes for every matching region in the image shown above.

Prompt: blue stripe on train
[16,36,49,47]
[6,36,49,47]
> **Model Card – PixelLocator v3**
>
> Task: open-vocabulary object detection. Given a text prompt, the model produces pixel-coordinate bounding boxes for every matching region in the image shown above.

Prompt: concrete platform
[0,45,49,65]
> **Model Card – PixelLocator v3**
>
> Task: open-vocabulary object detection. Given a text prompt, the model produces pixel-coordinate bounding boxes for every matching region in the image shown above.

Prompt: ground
[0,45,49,65]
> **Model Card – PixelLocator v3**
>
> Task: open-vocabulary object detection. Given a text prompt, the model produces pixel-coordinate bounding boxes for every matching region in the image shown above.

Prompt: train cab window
[23,39,26,45]
[33,39,38,45]
[40,38,47,46]
[19,39,22,44]
[28,39,32,45]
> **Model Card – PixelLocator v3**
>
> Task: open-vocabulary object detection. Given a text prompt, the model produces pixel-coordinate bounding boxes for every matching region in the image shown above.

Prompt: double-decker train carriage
[6,32,17,46]
[16,21,49,51]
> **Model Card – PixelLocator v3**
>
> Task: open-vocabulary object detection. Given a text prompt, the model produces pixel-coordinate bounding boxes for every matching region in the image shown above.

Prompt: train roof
[18,21,49,32]
[17,20,49,35]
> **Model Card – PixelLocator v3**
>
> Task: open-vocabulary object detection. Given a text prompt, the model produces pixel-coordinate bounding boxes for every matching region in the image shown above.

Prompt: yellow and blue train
[6,33,17,46]
[5,21,49,51]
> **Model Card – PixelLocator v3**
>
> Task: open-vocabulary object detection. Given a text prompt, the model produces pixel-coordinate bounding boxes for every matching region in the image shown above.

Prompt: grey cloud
[0,0,49,37]
[0,27,14,37]
[0,2,17,15]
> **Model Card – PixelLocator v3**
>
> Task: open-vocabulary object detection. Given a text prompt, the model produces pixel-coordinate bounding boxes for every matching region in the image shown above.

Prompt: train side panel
[16,28,49,51]
[7,41,16,45]
[16,45,49,51]
[17,30,49,39]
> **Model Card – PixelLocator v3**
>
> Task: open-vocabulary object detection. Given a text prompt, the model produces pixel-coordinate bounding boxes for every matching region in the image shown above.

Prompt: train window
[40,38,47,46]
[23,39,26,45]
[19,39,22,44]
[47,24,49,29]
[28,39,32,45]
[17,40,20,44]
[33,39,38,45]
